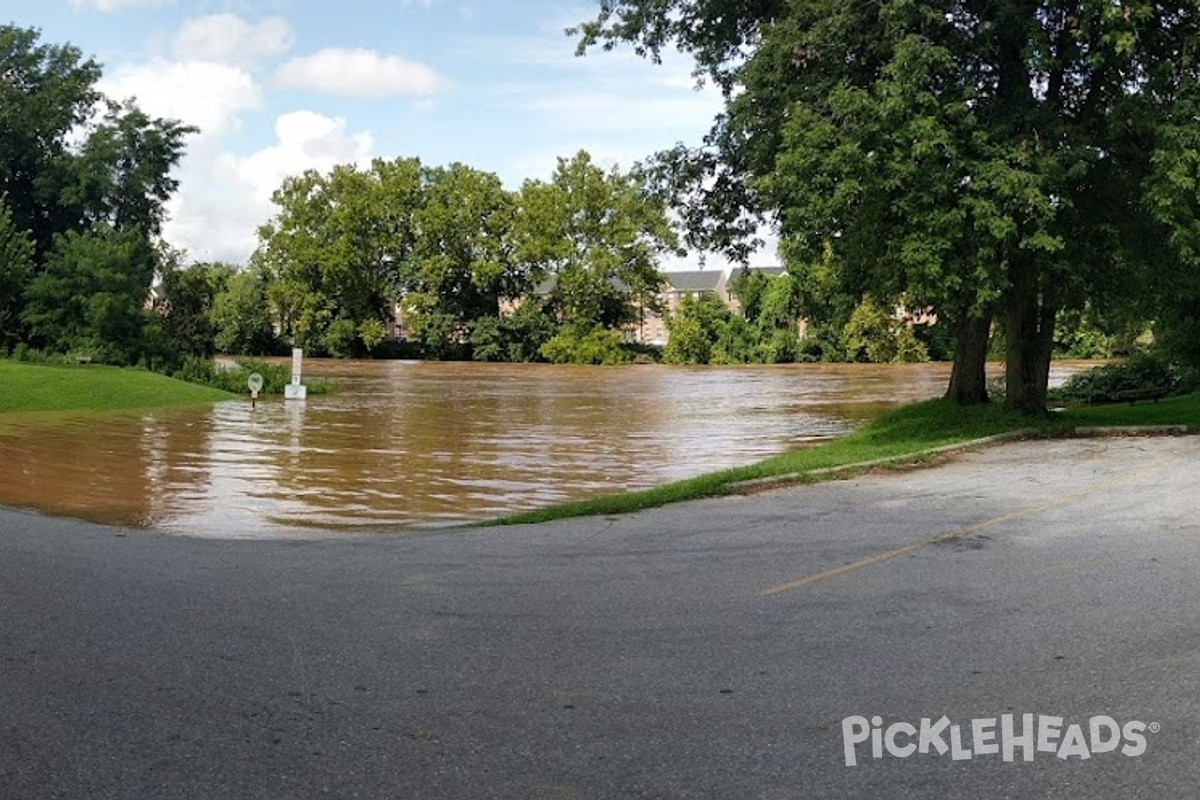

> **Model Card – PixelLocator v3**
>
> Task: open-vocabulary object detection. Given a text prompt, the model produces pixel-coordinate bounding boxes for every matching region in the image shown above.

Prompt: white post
[284,347,308,400]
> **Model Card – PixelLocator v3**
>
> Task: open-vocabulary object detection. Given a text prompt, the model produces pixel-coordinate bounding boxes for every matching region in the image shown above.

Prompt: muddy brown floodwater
[0,360,1089,536]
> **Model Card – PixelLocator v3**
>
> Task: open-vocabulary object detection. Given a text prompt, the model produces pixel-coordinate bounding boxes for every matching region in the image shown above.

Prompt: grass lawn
[1058,393,1200,428]
[488,393,1200,527]
[0,360,235,414]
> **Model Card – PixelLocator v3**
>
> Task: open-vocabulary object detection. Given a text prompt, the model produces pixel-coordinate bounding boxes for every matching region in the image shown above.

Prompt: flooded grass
[0,360,234,414]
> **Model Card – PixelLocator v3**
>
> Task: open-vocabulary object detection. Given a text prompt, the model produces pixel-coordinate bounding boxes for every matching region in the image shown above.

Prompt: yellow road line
[760,451,1188,597]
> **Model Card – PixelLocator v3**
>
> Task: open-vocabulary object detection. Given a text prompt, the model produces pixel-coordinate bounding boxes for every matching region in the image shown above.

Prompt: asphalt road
[1,435,1199,800]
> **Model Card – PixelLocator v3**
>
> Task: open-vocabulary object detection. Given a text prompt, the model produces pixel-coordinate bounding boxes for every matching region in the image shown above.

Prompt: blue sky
[7,0,776,269]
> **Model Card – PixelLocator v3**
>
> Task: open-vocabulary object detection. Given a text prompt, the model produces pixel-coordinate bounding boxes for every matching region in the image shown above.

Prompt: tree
[514,151,678,332]
[153,260,234,363]
[211,265,279,355]
[400,163,526,357]
[257,158,534,359]
[0,197,34,350]
[575,1,1200,412]
[22,224,157,363]
[0,25,102,259]
[255,158,423,355]
[1,25,195,365]
[663,292,731,364]
[63,100,195,236]
[843,296,929,364]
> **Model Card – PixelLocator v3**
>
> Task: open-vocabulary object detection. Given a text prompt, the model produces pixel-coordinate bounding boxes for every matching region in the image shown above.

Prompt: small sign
[247,373,264,394]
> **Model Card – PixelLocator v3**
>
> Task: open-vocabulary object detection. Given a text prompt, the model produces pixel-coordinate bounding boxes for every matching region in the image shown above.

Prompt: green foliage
[22,224,158,364]
[211,266,279,355]
[0,196,34,349]
[255,158,422,354]
[405,304,471,360]
[359,318,388,354]
[1051,353,1195,404]
[540,324,632,365]
[515,151,677,331]
[711,315,761,364]
[1052,307,1147,360]
[173,357,332,396]
[63,100,196,236]
[575,1,1200,410]
[0,25,102,258]
[481,299,561,362]
[729,268,770,324]
[153,259,232,368]
[0,25,195,373]
[843,296,929,364]
[469,303,561,363]
[758,328,800,364]
[663,292,730,364]
[321,318,360,359]
[663,272,816,365]
[663,314,711,364]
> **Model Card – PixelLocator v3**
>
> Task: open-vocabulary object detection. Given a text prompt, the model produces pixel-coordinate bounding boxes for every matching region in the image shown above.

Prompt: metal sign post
[247,372,264,409]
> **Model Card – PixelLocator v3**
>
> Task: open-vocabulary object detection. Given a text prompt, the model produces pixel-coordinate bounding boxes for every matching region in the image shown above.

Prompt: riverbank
[0,360,234,414]
[489,393,1200,526]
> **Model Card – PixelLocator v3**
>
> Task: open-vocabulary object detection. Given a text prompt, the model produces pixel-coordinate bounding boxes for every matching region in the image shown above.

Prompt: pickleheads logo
[842,714,1158,767]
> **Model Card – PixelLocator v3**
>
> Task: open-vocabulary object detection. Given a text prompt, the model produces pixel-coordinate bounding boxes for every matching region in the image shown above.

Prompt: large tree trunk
[944,311,993,405]
[1004,286,1056,415]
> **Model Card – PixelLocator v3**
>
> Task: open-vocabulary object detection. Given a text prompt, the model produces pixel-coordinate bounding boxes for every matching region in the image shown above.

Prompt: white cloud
[234,111,375,201]
[173,15,294,67]
[71,0,172,10]
[99,59,262,140]
[275,48,446,98]
[164,111,375,263]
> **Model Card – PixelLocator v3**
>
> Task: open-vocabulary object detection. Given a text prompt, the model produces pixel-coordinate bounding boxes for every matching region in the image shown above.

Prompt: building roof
[727,265,787,280]
[661,270,724,292]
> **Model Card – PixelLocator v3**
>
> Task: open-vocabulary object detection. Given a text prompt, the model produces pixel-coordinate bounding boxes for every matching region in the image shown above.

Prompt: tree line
[6,11,1199,414]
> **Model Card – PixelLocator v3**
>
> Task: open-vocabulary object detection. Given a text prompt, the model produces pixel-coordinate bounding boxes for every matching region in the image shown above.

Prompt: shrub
[540,325,631,365]
[1050,352,1187,404]
[174,356,332,395]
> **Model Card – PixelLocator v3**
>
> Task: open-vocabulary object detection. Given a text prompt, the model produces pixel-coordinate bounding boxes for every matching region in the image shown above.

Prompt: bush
[174,356,333,395]
[540,325,631,365]
[1050,352,1190,404]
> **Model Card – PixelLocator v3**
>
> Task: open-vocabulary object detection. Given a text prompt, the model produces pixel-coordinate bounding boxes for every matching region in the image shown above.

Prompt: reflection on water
[0,361,1086,536]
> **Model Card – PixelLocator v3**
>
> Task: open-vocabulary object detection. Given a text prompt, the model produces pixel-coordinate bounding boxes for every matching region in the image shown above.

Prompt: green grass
[0,360,235,414]
[488,394,1200,527]
[1057,393,1200,428]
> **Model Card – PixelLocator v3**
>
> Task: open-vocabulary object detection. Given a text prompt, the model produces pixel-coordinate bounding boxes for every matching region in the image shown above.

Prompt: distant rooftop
[660,270,724,292]
[726,265,787,279]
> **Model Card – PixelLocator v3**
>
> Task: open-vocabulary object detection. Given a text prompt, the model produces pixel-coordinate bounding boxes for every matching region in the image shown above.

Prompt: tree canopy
[575,1,1200,411]
[1,24,195,366]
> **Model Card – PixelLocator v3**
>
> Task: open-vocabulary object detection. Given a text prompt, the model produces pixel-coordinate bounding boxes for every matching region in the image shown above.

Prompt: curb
[728,429,1039,494]
[1073,425,1191,436]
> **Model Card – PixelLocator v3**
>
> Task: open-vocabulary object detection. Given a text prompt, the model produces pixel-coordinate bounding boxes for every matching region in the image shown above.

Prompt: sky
[7,0,778,271]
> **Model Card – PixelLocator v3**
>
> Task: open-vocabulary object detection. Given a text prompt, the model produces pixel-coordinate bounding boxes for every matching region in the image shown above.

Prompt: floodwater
[0,361,1086,537]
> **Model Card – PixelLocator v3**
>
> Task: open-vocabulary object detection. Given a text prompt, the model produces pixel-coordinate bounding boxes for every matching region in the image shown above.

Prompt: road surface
[1,435,1198,799]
